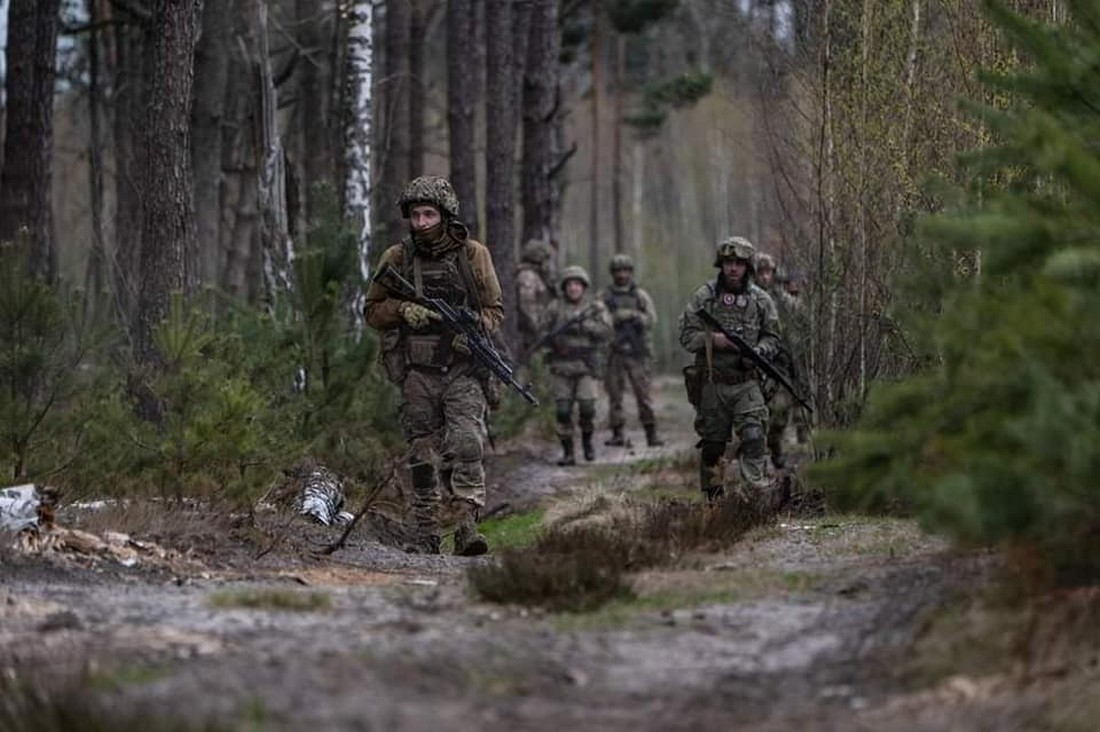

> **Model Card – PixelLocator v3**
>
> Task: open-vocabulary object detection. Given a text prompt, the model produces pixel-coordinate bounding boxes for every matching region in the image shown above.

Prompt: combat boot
[644,424,665,447]
[605,427,626,447]
[454,504,489,557]
[404,462,442,554]
[582,431,596,462]
[557,438,576,466]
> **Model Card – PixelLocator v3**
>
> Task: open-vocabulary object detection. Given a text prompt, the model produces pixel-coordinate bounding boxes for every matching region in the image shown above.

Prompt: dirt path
[0,379,1033,731]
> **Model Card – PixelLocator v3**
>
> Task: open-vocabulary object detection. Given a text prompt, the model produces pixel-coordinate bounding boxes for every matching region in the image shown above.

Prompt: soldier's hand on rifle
[398,301,441,329]
[613,309,638,324]
[452,333,471,356]
[712,332,734,350]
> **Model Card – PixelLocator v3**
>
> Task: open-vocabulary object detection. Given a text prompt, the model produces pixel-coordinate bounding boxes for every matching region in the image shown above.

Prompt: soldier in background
[679,237,780,501]
[515,239,556,361]
[600,253,663,448]
[365,176,501,556]
[540,266,613,466]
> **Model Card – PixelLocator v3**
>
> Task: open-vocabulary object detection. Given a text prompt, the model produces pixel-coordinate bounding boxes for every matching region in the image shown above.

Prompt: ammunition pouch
[380,329,407,384]
[683,365,703,408]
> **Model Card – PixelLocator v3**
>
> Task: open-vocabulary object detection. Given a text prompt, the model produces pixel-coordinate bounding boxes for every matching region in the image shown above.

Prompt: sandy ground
[0,379,1089,731]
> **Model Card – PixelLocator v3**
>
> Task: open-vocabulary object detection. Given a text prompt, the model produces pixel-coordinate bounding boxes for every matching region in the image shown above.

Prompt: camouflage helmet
[521,239,553,264]
[714,236,755,267]
[398,175,460,219]
[559,265,591,290]
[608,253,635,273]
[754,252,777,272]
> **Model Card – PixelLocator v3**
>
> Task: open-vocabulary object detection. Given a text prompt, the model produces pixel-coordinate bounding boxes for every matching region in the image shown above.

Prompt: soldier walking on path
[365,176,502,556]
[515,239,557,361]
[600,254,664,448]
[679,237,781,501]
[755,253,812,467]
[540,266,613,466]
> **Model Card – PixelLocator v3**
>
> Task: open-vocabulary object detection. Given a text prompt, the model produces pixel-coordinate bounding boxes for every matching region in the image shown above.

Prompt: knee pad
[408,462,436,492]
[578,399,597,422]
[700,440,726,466]
[738,424,766,459]
[555,400,574,425]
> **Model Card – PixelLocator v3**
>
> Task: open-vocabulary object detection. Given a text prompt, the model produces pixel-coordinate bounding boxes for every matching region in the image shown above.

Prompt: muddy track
[0,379,1011,731]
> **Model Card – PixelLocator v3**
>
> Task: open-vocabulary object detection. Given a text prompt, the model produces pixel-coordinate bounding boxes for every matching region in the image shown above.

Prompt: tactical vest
[399,240,474,368]
[603,284,648,357]
[696,281,767,374]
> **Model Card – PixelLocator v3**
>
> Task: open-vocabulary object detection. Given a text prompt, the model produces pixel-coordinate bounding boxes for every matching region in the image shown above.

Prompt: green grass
[88,664,173,692]
[208,588,332,612]
[479,508,546,550]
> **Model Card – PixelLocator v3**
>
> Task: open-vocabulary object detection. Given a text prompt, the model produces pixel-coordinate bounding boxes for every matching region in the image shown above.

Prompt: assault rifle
[373,264,539,406]
[524,304,599,359]
[695,308,814,413]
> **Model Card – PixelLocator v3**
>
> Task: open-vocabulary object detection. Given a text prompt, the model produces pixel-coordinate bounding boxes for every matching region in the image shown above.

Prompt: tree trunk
[485,0,519,348]
[521,0,561,250]
[111,14,147,323]
[611,32,625,257]
[379,0,411,245]
[191,0,233,288]
[297,0,334,226]
[0,0,62,282]
[133,0,203,376]
[83,0,108,317]
[248,0,294,304]
[588,5,603,287]
[447,0,479,234]
[408,1,437,176]
[343,0,374,310]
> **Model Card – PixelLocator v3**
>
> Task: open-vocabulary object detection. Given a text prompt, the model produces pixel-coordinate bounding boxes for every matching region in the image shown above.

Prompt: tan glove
[451,333,471,356]
[398,301,441,329]
[613,309,639,324]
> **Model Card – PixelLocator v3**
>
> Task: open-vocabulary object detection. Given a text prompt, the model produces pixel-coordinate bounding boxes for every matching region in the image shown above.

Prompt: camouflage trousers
[694,379,770,493]
[604,353,656,429]
[552,373,599,438]
[766,387,812,464]
[400,368,488,538]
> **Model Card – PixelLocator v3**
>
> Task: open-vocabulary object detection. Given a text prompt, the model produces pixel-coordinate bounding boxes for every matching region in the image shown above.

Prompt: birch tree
[343,0,374,298]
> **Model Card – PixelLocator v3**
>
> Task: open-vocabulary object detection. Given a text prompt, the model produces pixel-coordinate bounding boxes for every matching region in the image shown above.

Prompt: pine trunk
[296,0,334,226]
[83,0,108,316]
[485,0,519,348]
[380,0,411,244]
[0,0,62,282]
[191,0,233,287]
[134,0,203,374]
[521,0,561,249]
[447,0,479,234]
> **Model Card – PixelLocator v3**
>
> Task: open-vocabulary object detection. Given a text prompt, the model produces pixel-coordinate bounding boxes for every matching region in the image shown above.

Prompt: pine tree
[812,0,1100,584]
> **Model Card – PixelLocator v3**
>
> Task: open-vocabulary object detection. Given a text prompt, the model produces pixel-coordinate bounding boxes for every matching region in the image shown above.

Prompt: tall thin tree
[343,0,374,297]
[447,0,479,235]
[134,0,203,376]
[0,0,62,281]
[379,0,411,244]
[521,0,561,249]
[485,0,520,347]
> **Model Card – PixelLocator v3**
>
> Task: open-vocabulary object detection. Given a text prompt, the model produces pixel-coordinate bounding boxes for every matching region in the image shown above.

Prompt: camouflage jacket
[599,283,656,360]
[515,264,554,338]
[678,280,780,376]
[540,296,613,377]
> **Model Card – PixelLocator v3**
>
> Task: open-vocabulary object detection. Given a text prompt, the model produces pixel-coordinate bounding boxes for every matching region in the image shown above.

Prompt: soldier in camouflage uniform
[515,239,556,360]
[600,253,663,448]
[755,253,811,467]
[679,237,780,501]
[365,176,503,556]
[540,266,613,465]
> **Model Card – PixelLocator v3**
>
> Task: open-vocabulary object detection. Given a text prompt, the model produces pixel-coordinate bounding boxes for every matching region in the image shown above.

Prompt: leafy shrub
[812,1,1100,584]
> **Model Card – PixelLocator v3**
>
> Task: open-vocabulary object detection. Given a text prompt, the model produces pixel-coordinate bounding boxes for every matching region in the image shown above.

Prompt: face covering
[411,220,447,250]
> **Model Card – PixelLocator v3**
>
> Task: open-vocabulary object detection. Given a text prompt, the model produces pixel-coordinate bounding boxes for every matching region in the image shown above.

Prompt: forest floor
[1,378,1098,731]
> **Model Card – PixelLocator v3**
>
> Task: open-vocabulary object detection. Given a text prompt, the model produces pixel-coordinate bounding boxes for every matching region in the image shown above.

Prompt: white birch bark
[343,0,374,331]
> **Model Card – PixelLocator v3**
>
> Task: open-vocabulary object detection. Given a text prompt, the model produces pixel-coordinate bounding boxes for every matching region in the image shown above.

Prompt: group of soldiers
[516,244,664,467]
[366,175,810,556]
